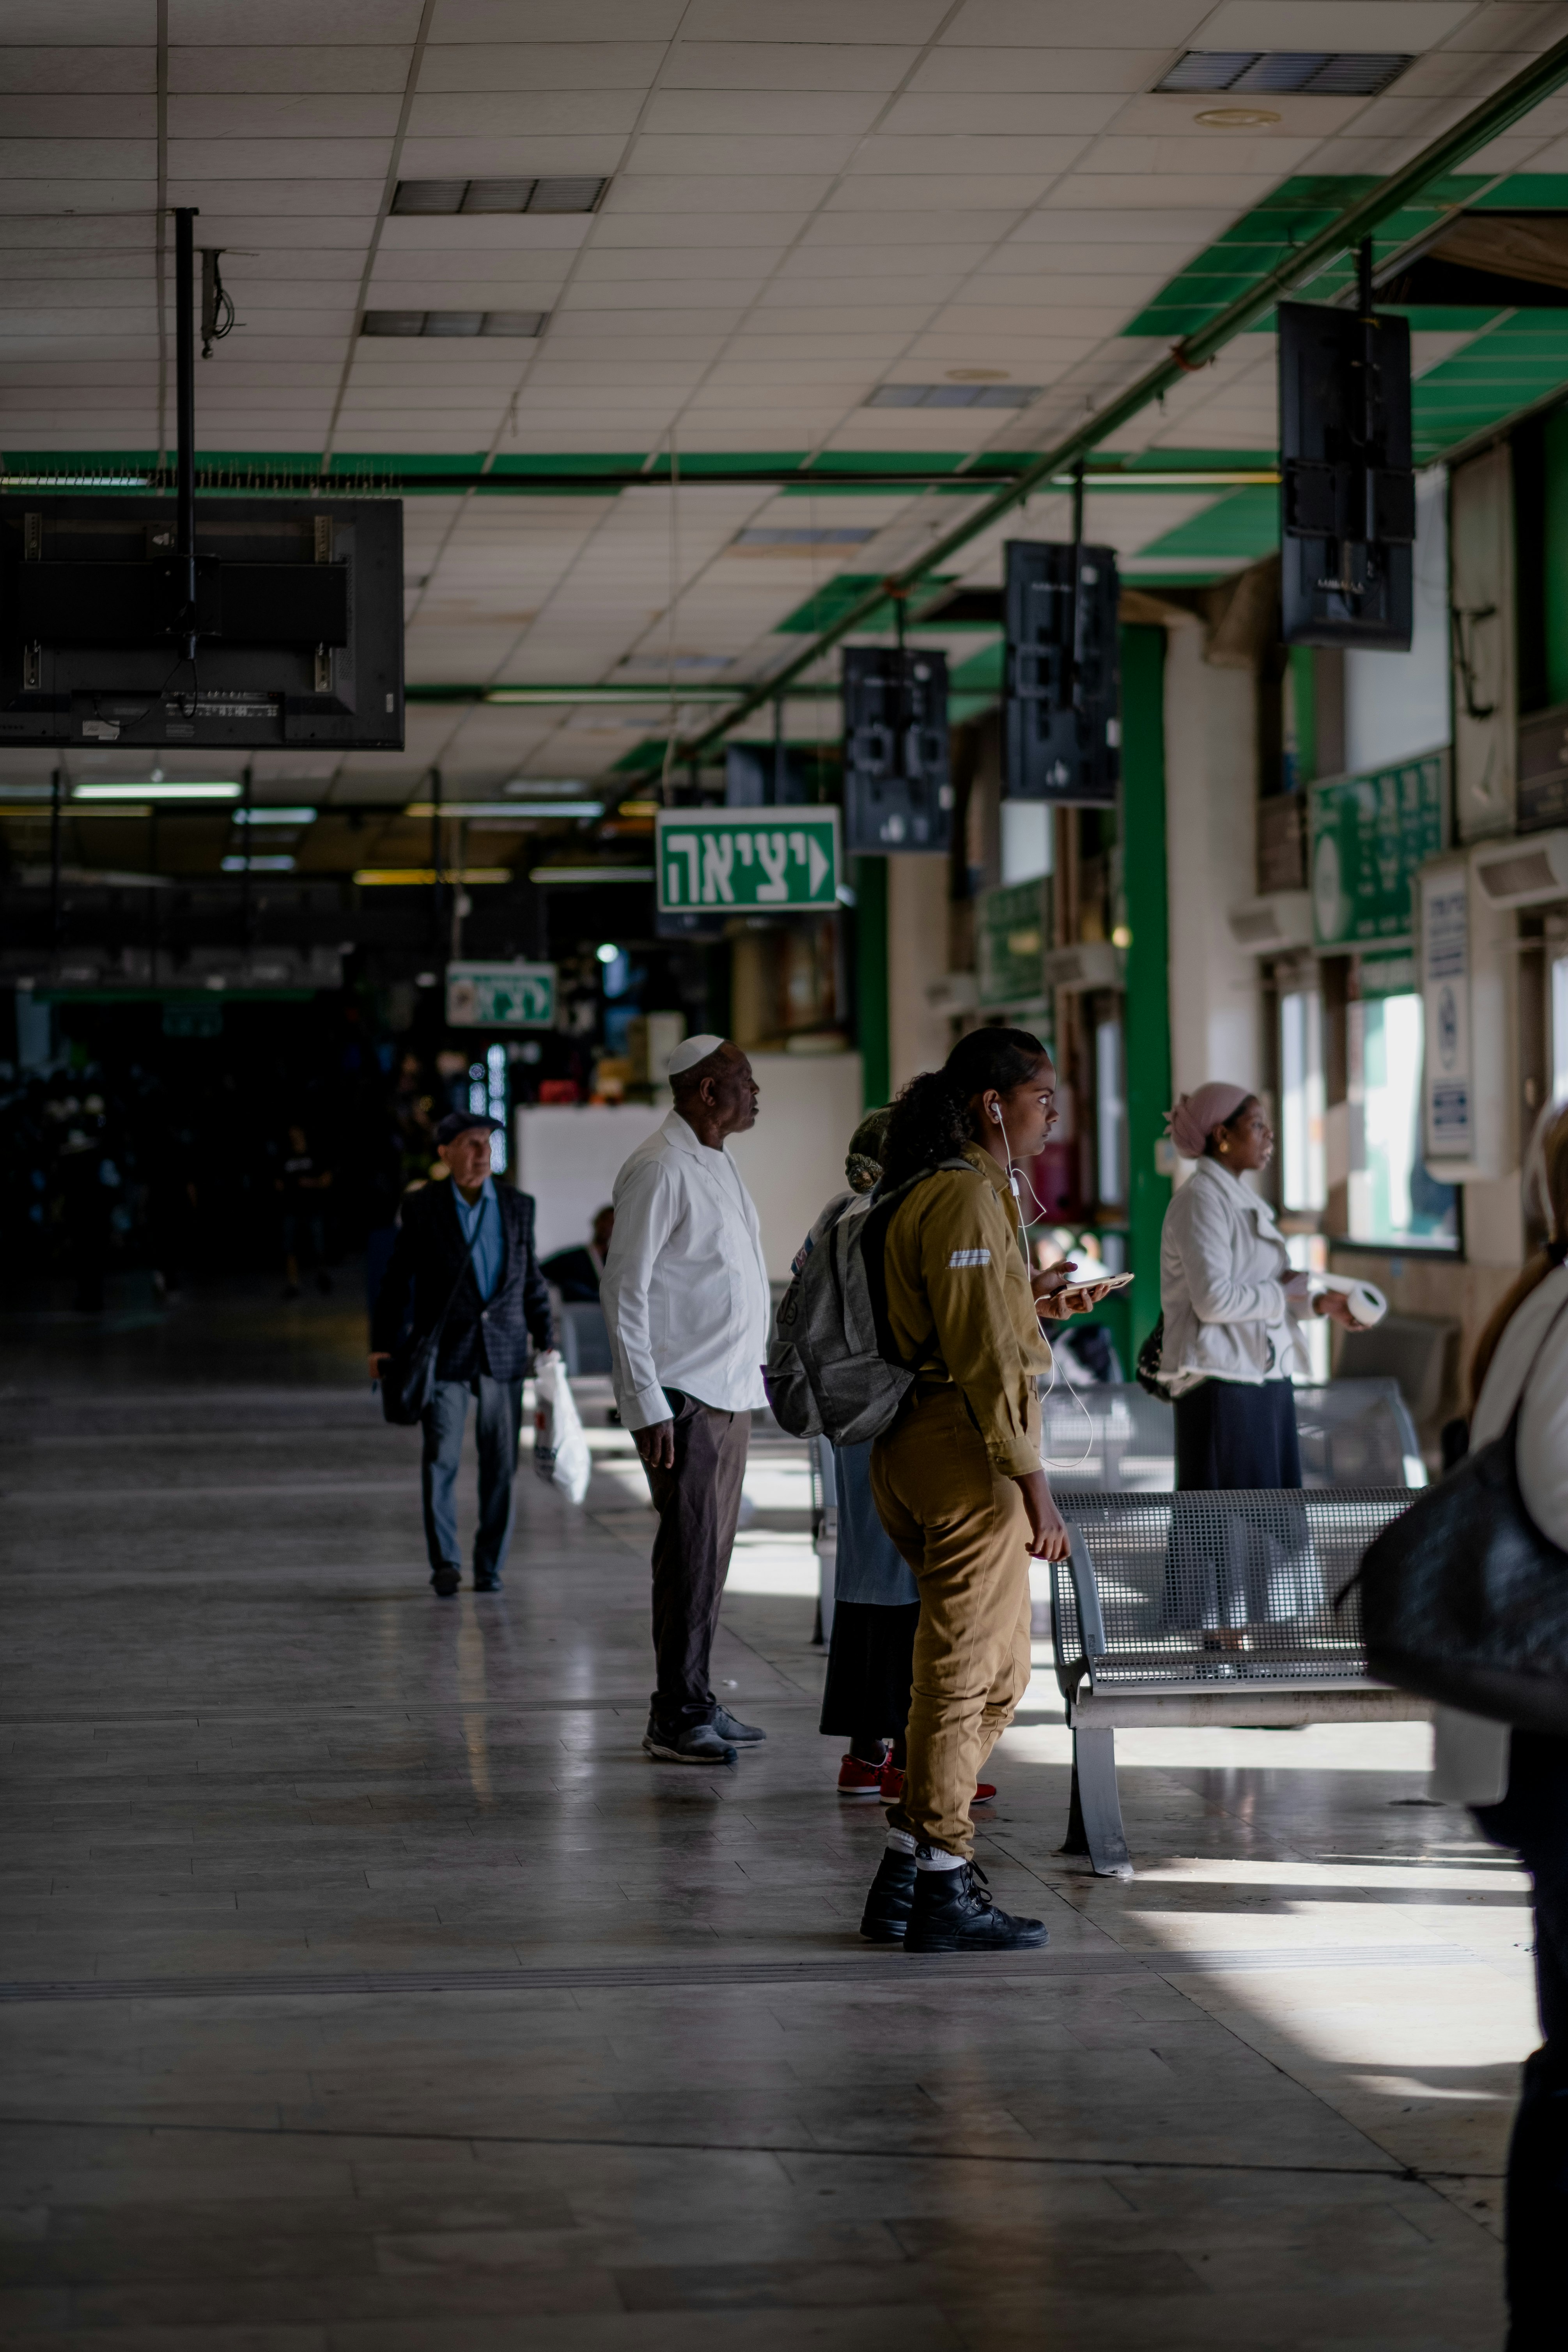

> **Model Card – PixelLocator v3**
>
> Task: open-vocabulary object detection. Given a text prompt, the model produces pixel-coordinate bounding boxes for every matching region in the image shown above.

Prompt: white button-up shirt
[600,1109,771,1431]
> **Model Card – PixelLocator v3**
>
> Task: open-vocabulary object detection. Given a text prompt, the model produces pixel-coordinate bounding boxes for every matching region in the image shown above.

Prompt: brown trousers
[643,1390,750,1729]
[870,1385,1034,1858]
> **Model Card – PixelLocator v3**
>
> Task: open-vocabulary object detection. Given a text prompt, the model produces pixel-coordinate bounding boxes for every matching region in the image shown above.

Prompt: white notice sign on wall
[1421,865,1471,1164]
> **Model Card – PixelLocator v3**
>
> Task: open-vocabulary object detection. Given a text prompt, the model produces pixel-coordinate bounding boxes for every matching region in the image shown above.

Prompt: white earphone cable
[991,1100,1095,1474]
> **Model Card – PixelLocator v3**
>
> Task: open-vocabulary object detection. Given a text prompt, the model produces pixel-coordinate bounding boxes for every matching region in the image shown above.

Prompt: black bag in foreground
[1351,1398,1568,1737]
[377,1215,484,1427]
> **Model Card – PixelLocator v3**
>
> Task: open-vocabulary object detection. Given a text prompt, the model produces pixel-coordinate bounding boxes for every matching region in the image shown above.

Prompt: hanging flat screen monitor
[1278,301,1415,650]
[0,495,404,749]
[1002,539,1120,804]
[842,646,952,853]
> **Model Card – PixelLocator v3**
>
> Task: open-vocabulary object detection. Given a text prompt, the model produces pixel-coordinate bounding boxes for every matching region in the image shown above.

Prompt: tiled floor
[0,1280,1535,2347]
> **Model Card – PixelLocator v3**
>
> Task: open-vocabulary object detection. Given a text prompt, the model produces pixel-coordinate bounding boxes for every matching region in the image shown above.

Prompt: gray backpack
[764,1161,969,1445]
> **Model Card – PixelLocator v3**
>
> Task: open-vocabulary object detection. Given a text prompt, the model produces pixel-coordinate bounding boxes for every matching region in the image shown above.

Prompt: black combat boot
[859,1846,917,1942]
[902,1854,1049,1953]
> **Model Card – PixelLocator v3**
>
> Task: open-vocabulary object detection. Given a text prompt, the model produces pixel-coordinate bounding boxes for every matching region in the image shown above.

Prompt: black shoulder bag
[1348,1293,1568,1736]
[377,1208,486,1427]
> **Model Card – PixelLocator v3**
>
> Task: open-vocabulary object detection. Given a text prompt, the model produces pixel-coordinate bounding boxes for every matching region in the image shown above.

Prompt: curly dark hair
[881,1027,1050,1187]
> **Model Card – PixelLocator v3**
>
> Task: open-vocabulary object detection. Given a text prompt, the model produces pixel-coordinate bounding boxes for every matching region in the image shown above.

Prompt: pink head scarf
[1166,1082,1252,1161]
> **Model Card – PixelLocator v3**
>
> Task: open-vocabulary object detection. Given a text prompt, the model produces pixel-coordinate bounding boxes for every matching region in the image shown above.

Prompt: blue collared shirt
[452,1176,503,1304]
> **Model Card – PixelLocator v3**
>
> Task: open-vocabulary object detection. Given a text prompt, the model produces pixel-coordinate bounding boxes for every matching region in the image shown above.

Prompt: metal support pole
[239,763,253,956]
[173,207,199,662]
[48,767,62,959]
[772,695,785,805]
[429,767,443,953]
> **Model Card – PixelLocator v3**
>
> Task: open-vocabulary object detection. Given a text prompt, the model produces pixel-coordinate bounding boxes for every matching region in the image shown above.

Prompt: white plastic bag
[532,1353,590,1506]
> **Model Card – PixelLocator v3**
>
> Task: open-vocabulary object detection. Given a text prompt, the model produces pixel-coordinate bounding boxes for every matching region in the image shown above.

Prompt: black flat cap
[434,1110,504,1146]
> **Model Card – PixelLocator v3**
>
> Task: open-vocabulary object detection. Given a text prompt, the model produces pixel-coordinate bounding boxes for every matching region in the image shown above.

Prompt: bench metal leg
[1060,1727,1133,1879]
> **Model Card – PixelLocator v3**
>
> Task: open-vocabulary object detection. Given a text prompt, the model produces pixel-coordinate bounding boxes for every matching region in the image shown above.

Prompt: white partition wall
[730,1052,865,1281]
[513,1103,668,1259]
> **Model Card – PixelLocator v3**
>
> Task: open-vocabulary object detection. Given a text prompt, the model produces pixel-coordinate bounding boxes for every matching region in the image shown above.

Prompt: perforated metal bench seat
[1048,1487,1426,1877]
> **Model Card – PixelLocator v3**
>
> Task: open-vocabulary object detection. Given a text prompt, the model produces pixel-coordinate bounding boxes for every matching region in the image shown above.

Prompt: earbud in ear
[990,1105,1002,1124]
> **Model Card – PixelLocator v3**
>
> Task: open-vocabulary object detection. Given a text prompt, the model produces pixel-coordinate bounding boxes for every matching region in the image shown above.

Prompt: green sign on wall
[656,809,841,912]
[445,962,556,1027]
[1310,751,1448,950]
[976,877,1051,1007]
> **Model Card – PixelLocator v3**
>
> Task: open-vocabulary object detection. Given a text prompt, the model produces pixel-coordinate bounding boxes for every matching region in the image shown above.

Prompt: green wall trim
[853,854,891,1112]
[1120,623,1172,1359]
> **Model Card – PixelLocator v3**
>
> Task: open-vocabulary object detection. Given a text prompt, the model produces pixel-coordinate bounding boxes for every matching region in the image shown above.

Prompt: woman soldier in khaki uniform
[859,1027,1112,1952]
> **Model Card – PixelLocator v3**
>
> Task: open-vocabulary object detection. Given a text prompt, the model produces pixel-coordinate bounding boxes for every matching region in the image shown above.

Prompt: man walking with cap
[370,1109,553,1596]
[601,1037,771,1764]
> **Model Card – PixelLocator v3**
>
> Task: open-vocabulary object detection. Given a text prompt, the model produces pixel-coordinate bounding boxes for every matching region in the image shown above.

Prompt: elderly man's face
[438,1128,493,1189]
[705,1045,758,1135]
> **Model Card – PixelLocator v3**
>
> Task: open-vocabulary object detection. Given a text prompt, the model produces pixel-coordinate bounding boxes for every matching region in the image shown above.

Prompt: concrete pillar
[1162,613,1263,1105]
[887,852,952,1095]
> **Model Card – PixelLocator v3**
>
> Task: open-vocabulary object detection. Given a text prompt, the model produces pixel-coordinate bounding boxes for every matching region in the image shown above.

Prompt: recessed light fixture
[73,780,240,802]
[362,310,548,338]
[221,854,295,872]
[528,865,655,885]
[232,806,317,825]
[404,799,602,819]
[865,384,1039,409]
[503,778,591,793]
[354,867,511,886]
[392,177,607,216]
[1157,51,1412,97]
[732,527,876,549]
[1195,106,1283,126]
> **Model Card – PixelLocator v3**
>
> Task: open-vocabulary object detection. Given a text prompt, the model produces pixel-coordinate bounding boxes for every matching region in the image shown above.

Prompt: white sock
[915,1845,964,1872]
[884,1828,916,1856]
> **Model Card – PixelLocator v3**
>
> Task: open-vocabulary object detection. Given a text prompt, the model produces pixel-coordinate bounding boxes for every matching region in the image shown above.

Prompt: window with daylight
[1278,987,1326,1213]
[1347,988,1458,1250]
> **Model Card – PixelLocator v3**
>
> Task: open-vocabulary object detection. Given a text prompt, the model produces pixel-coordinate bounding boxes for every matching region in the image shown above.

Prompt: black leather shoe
[903,1857,1048,1954]
[859,1848,917,1942]
[642,1722,737,1765]
[473,1576,501,1593]
[431,1564,461,1598]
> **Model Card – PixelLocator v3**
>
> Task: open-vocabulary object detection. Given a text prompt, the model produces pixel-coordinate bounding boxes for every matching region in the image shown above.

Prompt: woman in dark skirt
[1156,1086,1364,1634]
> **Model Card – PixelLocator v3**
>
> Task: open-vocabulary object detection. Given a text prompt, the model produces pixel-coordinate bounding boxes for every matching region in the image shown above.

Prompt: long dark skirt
[819,1600,920,1738]
[1174,1377,1302,1491]
[1162,1378,1316,1631]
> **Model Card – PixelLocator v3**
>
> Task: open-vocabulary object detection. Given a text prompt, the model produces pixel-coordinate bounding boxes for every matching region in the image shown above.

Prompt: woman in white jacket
[1443,1102,1568,2350]
[1159,1084,1362,1489]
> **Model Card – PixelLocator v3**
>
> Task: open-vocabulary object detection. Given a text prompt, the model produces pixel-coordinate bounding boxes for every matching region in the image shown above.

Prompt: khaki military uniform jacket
[880,1144,1052,1479]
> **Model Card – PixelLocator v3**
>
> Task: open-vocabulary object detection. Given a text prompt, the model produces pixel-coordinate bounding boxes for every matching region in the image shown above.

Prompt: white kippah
[666,1032,726,1078]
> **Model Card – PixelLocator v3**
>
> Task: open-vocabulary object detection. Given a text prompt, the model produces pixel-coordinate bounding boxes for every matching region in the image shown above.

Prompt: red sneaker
[837,1753,886,1795]
[879,1761,996,1803]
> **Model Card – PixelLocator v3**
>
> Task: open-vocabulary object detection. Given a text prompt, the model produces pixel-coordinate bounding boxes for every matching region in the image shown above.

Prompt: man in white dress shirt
[601,1035,772,1764]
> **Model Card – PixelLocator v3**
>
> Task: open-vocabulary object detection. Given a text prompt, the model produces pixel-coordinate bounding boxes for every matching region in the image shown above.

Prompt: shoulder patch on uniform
[947,1247,991,1268]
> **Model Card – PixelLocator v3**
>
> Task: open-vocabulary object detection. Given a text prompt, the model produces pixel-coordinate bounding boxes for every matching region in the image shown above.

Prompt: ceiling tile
[419,43,666,90]
[405,91,642,134]
[908,46,1169,92]
[170,0,427,39]
[170,44,414,91]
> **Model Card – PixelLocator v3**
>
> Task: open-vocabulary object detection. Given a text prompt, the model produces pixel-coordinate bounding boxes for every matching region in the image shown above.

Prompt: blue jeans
[1475,1731,1568,2350]
[420,1376,523,1586]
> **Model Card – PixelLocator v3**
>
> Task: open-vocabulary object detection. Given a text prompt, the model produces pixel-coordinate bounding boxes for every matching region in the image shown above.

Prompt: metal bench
[1049,1487,1426,1878]
[1039,1378,1425,1492]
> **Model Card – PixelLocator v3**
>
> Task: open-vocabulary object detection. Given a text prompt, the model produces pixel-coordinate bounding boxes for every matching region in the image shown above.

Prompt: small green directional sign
[445,961,556,1028]
[656,809,841,914]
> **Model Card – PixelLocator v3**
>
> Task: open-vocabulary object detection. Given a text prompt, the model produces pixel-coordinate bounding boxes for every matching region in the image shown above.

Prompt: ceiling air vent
[1157,53,1412,97]
[866,383,1040,409]
[392,177,607,215]
[362,310,549,338]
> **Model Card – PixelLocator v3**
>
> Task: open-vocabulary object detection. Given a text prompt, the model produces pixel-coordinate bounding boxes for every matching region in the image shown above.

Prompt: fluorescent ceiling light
[406,799,602,818]
[392,176,606,215]
[2,472,148,487]
[0,783,60,800]
[232,806,317,825]
[362,309,547,338]
[1156,50,1412,95]
[866,384,1039,409]
[354,866,511,886]
[221,854,295,872]
[73,780,241,802]
[529,865,654,885]
[734,527,876,547]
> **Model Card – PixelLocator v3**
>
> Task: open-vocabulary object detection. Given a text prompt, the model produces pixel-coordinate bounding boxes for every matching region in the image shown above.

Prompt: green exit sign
[656,808,841,913]
[445,962,556,1028]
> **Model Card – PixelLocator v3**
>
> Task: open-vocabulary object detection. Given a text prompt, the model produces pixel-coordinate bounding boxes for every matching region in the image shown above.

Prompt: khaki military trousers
[870,1384,1034,1858]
